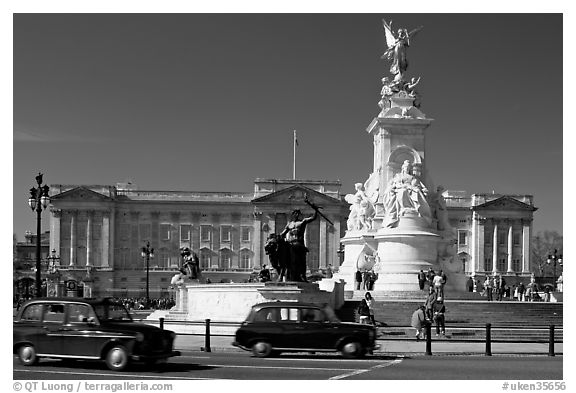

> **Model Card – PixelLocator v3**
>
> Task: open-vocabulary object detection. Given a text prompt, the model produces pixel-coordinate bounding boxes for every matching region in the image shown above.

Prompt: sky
[11,12,564,242]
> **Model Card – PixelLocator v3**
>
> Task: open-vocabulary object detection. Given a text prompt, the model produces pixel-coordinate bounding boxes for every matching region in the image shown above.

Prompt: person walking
[365,292,376,325]
[484,276,493,301]
[518,282,526,302]
[433,271,444,299]
[357,298,371,324]
[355,270,362,290]
[418,269,426,291]
[411,305,428,341]
[433,297,446,336]
[424,286,437,321]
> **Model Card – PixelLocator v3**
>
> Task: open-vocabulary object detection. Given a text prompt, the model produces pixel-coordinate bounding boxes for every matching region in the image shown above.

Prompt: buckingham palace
[15,177,537,298]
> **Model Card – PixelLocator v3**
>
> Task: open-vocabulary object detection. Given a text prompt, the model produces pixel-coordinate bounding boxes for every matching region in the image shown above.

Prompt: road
[13,351,563,380]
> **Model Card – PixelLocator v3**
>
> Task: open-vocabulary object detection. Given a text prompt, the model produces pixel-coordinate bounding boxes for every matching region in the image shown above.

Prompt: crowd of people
[112,297,176,310]
[355,269,378,291]
[411,268,448,340]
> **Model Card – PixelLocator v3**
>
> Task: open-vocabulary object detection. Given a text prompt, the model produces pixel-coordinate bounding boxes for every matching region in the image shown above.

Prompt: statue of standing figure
[383,160,432,228]
[381,20,423,83]
[279,209,318,282]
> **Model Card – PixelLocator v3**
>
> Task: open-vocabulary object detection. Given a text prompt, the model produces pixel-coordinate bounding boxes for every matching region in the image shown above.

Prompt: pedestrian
[433,297,446,336]
[525,284,532,302]
[258,265,271,282]
[466,276,474,292]
[543,286,551,302]
[424,286,437,321]
[326,264,333,278]
[355,270,362,290]
[368,271,377,290]
[433,271,444,299]
[365,292,376,325]
[357,299,371,324]
[427,268,436,288]
[418,269,426,291]
[518,282,526,301]
[411,305,428,341]
[484,276,493,301]
[496,275,506,301]
[513,284,518,301]
[362,270,370,290]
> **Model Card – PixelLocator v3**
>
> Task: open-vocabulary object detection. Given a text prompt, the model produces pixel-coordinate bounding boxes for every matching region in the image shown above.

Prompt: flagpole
[293,130,296,180]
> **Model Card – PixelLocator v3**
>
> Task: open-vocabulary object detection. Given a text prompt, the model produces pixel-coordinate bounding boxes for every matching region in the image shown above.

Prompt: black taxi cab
[233,301,379,358]
[13,297,180,371]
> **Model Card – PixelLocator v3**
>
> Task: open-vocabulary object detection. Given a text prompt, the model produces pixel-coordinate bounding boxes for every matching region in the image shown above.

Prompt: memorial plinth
[150,280,346,333]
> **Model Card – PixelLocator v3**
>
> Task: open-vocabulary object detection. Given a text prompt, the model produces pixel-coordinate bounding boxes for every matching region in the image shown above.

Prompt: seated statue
[383,160,432,227]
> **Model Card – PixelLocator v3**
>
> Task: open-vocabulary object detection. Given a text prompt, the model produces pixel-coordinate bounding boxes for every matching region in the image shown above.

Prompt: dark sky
[12,13,563,240]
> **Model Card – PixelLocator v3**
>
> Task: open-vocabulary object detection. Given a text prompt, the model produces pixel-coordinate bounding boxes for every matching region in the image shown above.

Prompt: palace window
[513,258,522,272]
[458,230,468,246]
[180,224,191,242]
[160,224,172,241]
[220,251,231,269]
[484,258,492,271]
[139,223,151,242]
[498,232,506,245]
[200,225,212,242]
[497,258,506,272]
[119,224,130,241]
[200,250,211,269]
[513,233,521,246]
[221,226,231,242]
[240,252,251,269]
[241,226,251,242]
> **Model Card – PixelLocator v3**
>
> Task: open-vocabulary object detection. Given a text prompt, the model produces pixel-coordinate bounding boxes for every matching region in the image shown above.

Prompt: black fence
[153,317,562,356]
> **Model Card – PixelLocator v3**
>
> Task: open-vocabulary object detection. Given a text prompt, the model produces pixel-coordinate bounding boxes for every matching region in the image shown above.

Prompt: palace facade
[14,179,537,298]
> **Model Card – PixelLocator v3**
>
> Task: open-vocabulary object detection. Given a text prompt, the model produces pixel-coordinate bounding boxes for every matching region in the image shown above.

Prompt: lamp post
[546,249,563,291]
[141,242,154,307]
[27,173,50,298]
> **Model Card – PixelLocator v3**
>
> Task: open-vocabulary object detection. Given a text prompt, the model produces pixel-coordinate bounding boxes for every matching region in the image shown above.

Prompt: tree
[531,231,563,276]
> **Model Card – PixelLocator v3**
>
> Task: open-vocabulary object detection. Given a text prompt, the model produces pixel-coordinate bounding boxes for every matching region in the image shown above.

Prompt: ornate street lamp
[546,249,563,291]
[27,173,50,297]
[141,242,154,307]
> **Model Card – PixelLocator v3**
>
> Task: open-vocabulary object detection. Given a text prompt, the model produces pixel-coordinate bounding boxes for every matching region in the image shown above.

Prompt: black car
[233,301,379,358]
[13,297,180,371]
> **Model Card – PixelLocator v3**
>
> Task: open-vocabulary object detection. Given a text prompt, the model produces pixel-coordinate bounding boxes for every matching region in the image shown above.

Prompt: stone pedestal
[152,280,346,333]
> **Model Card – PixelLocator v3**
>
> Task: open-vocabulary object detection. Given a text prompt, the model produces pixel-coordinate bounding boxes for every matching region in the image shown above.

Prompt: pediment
[252,185,342,206]
[474,196,536,212]
[51,186,112,202]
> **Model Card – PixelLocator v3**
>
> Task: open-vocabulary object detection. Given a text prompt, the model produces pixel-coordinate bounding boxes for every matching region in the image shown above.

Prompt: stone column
[101,210,110,268]
[522,219,531,273]
[50,208,61,266]
[86,211,92,267]
[319,219,327,269]
[70,211,77,266]
[507,223,513,273]
[492,221,498,274]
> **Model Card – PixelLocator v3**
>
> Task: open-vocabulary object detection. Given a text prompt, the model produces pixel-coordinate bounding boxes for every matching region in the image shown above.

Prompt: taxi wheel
[18,344,38,366]
[341,341,365,359]
[105,345,130,371]
[251,341,273,358]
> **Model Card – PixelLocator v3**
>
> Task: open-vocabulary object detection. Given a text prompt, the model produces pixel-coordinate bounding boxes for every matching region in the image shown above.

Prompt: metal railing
[152,317,562,356]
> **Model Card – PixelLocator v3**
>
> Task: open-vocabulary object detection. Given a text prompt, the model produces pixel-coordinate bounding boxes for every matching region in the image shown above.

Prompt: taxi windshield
[93,302,133,321]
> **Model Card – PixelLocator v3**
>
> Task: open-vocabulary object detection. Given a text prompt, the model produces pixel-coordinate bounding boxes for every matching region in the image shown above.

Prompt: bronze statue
[280,208,318,282]
[180,247,200,279]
